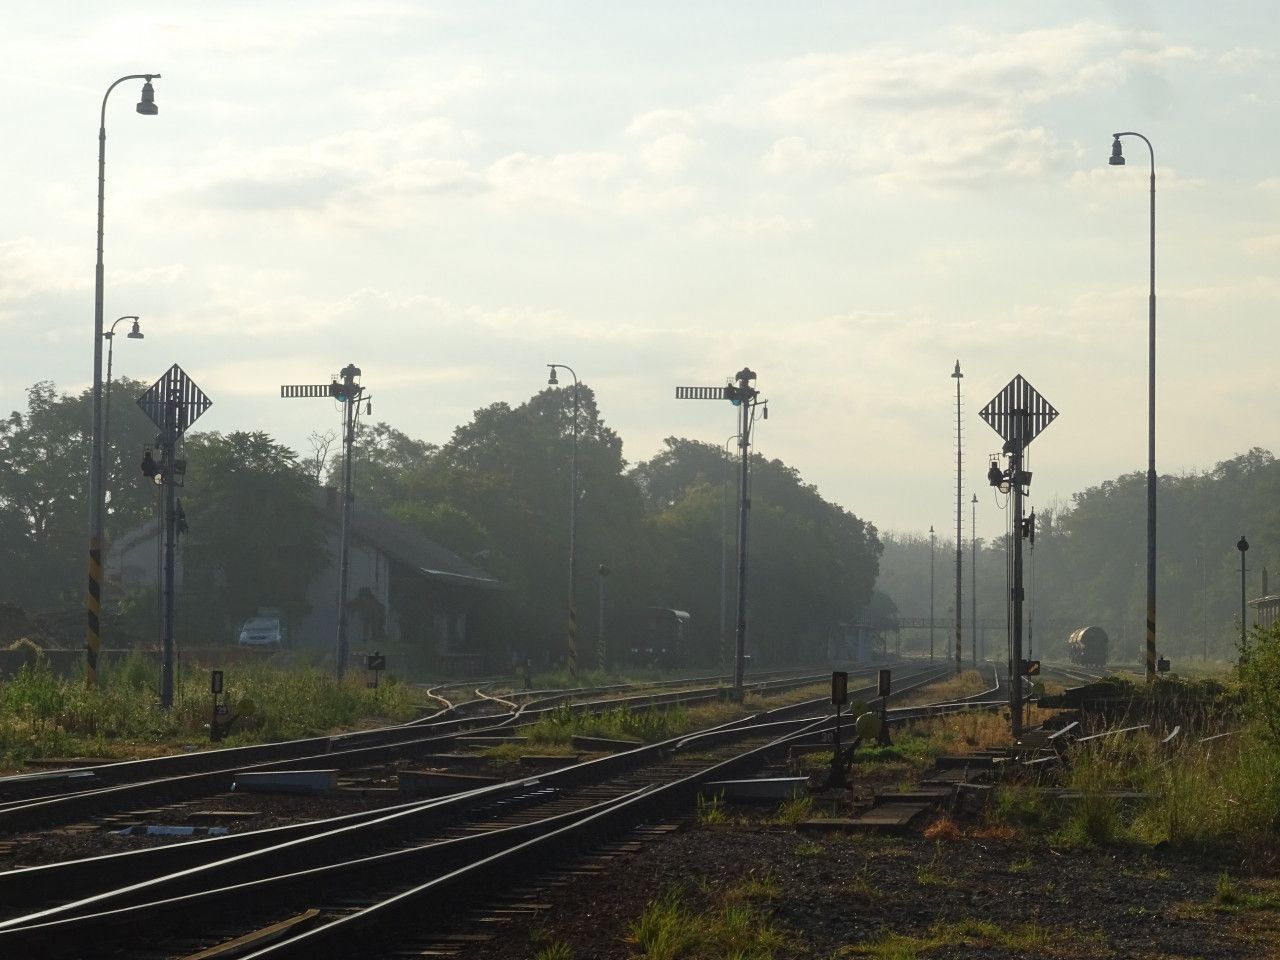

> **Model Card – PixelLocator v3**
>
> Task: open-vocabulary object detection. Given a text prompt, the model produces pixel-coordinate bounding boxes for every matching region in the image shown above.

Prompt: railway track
[0,669,838,835]
[0,664,959,958]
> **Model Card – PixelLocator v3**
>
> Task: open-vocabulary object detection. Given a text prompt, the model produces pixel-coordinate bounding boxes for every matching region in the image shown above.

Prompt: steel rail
[0,715,838,958]
[0,672,834,831]
[0,702,837,938]
[0,670,883,915]
[233,714,839,959]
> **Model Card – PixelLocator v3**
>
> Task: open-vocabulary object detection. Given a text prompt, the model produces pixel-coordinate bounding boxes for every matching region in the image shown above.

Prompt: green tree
[0,379,158,614]
[177,431,328,643]
[633,438,882,666]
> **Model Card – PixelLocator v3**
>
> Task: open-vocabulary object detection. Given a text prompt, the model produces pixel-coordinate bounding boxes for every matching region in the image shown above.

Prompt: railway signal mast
[137,364,211,709]
[676,367,767,702]
[282,364,369,680]
[980,374,1057,737]
[951,361,964,676]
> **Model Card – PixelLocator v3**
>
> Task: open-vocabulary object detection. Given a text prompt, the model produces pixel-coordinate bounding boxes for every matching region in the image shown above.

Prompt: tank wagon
[1067,626,1109,667]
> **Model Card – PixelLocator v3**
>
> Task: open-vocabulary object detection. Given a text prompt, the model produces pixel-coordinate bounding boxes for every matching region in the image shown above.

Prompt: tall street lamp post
[86,73,160,688]
[103,315,144,512]
[547,364,580,677]
[1108,131,1158,682]
[1238,536,1249,654]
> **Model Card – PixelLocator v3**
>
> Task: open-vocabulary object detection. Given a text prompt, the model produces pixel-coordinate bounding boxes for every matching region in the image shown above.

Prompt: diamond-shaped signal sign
[137,364,212,436]
[979,374,1057,447]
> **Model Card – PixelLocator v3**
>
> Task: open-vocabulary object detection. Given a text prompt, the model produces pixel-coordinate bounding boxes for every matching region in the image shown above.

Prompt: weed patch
[922,816,963,842]
[533,940,573,960]
[0,658,421,770]
[774,796,815,825]
[627,884,792,959]
[697,792,730,827]
[841,919,1068,957]
[1211,873,1280,913]
[913,845,957,888]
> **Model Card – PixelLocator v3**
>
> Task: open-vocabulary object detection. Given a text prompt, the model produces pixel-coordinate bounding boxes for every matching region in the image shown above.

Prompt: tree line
[878,448,1280,666]
[0,380,883,669]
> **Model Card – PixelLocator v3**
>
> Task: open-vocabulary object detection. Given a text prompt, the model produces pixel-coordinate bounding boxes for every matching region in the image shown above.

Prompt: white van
[237,616,283,647]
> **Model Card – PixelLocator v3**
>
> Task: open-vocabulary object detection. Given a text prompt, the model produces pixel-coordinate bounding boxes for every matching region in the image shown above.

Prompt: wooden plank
[179,909,321,959]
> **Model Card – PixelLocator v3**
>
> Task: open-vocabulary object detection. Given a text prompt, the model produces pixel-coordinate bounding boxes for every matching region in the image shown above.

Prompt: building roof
[109,490,502,592]
[318,488,502,591]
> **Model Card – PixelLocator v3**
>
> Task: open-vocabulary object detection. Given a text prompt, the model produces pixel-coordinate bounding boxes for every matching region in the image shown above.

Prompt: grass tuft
[533,941,573,960]
[627,884,791,960]
[774,796,815,825]
[1211,872,1280,913]
[842,919,1063,957]
[697,791,730,827]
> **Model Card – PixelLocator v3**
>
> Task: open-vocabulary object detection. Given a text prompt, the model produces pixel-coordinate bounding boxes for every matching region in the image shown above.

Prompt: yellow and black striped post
[86,541,102,688]
[567,605,578,678]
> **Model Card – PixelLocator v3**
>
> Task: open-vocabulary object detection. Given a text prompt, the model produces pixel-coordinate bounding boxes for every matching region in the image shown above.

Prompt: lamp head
[136,78,158,116]
[951,359,962,379]
[1239,536,1250,553]
[127,319,144,340]
[547,365,559,386]
[1108,136,1125,166]
[987,460,1004,487]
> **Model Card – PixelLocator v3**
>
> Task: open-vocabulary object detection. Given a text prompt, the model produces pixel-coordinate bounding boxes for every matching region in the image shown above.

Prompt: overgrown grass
[0,654,421,770]
[895,669,990,706]
[532,941,574,960]
[841,919,1061,958]
[986,727,1280,855]
[847,863,883,903]
[696,792,730,827]
[773,796,815,825]
[627,884,792,959]
[1211,873,1280,913]
[913,844,957,888]
[515,703,700,748]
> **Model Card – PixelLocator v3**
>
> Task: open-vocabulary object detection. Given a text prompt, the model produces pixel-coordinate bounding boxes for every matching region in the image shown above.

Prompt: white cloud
[625,109,704,174]
[756,22,1200,189]
[761,136,831,175]
[1242,234,1280,256]
[484,151,624,209]
[690,213,813,238]
[0,238,85,303]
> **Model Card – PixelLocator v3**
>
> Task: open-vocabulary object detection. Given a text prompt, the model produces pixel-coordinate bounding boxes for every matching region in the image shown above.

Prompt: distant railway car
[1067,626,1109,667]
[628,607,690,667]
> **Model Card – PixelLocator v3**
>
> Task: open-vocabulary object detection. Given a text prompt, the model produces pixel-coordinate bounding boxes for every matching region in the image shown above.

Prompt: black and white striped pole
[548,364,580,679]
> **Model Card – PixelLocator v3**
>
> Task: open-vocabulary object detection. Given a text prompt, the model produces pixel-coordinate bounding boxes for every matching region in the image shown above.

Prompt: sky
[3,2,1278,546]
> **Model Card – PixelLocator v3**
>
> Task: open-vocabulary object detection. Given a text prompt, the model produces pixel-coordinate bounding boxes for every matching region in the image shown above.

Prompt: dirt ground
[455,808,1280,960]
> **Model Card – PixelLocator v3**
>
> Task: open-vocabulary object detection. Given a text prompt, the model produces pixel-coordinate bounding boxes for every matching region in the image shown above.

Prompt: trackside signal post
[951,361,964,676]
[137,364,211,709]
[676,367,766,702]
[980,374,1057,738]
[282,364,369,680]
